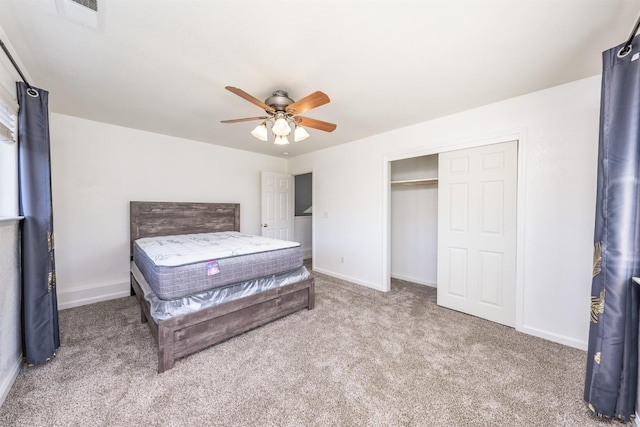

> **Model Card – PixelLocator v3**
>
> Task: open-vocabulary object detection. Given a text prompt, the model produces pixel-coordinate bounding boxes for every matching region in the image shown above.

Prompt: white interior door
[437,141,517,327]
[261,171,294,240]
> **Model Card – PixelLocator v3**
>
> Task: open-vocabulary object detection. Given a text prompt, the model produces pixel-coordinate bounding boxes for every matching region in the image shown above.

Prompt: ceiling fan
[221,86,337,145]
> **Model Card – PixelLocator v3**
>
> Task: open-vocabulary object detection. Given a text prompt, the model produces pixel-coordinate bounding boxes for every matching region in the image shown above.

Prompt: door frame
[382,128,527,332]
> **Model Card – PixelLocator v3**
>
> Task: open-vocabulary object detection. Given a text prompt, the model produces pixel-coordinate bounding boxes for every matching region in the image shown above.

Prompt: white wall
[390,155,438,286]
[0,219,21,408]
[294,216,312,259]
[289,76,600,350]
[50,114,287,309]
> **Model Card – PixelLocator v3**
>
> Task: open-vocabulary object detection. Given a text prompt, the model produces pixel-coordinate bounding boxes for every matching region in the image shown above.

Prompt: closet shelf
[390,178,438,187]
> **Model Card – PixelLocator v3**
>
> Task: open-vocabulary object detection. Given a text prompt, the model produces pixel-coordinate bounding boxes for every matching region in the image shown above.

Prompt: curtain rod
[620,12,640,57]
[0,37,33,89]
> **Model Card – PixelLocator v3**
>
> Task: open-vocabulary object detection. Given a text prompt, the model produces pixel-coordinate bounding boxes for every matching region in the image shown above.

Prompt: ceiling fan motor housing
[265,90,294,112]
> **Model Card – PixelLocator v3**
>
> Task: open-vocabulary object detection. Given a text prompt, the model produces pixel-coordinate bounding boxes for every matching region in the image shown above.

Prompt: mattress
[133,232,303,300]
[131,262,311,322]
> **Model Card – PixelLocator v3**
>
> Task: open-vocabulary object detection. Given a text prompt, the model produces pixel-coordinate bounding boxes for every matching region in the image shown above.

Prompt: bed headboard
[130,201,240,257]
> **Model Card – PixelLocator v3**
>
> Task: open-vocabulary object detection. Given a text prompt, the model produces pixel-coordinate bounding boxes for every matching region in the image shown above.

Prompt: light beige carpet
[0,269,619,426]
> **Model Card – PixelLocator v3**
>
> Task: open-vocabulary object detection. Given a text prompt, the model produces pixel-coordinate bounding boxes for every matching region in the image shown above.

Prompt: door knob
[262,224,268,228]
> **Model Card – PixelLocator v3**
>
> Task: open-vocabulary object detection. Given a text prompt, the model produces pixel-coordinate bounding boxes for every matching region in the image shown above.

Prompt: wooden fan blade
[286,91,330,115]
[225,86,275,114]
[295,116,337,132]
[221,116,269,124]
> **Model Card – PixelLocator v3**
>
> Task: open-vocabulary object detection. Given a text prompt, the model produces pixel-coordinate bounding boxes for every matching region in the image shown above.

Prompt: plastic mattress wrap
[131,262,310,322]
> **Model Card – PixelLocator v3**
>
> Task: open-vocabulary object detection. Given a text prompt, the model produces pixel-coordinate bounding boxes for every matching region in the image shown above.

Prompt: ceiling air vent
[55,0,100,29]
[70,0,97,12]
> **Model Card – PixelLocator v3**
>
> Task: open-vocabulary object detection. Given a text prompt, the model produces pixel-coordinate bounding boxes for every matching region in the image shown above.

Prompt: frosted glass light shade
[251,123,268,141]
[274,135,290,145]
[272,117,291,136]
[294,125,310,142]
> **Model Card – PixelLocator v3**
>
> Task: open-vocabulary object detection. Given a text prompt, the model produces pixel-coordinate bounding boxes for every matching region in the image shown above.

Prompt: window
[0,97,16,142]
[0,94,18,217]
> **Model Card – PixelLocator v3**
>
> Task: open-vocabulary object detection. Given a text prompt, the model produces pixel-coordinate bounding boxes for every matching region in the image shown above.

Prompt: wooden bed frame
[129,201,315,373]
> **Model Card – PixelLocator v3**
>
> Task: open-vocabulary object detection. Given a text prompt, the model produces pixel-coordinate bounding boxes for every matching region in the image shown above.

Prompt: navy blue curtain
[584,37,640,420]
[17,82,60,365]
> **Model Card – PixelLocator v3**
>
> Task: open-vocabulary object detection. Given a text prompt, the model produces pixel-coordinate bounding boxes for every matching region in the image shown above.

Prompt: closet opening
[294,172,313,266]
[390,155,439,289]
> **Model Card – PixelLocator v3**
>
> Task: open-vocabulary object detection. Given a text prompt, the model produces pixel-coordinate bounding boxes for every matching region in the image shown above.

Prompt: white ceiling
[0,0,638,158]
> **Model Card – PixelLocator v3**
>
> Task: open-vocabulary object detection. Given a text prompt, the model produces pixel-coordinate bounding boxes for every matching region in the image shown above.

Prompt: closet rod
[0,37,33,90]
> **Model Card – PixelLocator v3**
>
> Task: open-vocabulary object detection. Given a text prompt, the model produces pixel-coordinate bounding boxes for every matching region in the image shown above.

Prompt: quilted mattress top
[134,231,300,267]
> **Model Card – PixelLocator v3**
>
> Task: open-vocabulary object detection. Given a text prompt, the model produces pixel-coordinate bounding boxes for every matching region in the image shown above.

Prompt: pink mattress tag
[206,260,220,276]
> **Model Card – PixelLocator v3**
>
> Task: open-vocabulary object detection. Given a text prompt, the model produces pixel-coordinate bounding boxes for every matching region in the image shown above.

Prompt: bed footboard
[131,274,315,373]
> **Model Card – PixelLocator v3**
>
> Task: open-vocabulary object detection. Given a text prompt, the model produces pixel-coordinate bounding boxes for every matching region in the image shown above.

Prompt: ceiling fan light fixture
[274,135,290,145]
[221,86,336,146]
[250,122,268,141]
[272,116,291,136]
[294,125,310,142]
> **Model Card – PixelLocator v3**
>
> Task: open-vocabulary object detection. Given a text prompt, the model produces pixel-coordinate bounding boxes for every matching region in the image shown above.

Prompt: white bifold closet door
[437,141,518,327]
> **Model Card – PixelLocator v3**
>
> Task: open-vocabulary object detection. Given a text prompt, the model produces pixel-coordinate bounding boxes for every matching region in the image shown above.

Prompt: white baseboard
[390,273,437,288]
[519,325,587,351]
[302,248,312,259]
[0,355,21,408]
[57,281,130,310]
[312,267,383,291]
